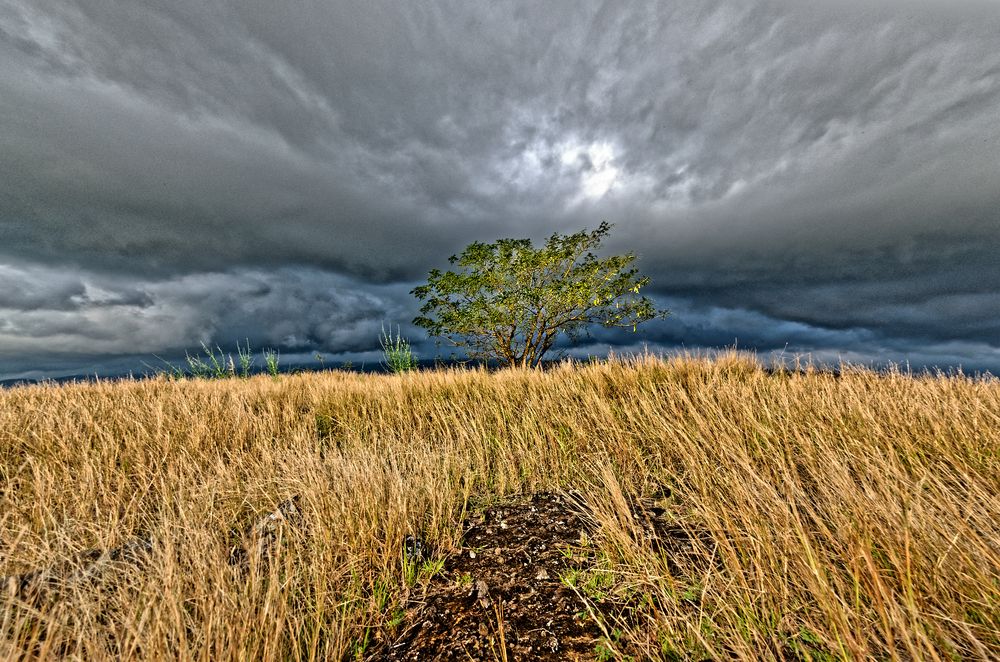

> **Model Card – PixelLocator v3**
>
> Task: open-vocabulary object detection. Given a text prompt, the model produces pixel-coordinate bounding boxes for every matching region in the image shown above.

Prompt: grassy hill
[1,354,997,660]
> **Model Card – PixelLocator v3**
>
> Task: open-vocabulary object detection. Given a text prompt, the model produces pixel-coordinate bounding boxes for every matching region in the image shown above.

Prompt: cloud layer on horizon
[1,0,999,378]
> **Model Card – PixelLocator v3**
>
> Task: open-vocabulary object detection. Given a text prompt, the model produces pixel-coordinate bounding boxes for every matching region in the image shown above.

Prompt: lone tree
[412,222,668,368]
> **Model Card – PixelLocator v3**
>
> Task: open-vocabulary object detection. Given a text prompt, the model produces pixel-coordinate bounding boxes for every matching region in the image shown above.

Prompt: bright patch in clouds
[561,140,619,199]
[499,136,623,202]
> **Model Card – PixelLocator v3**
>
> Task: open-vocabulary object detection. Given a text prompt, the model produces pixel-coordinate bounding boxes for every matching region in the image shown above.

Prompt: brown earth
[370,489,701,661]
[372,492,611,660]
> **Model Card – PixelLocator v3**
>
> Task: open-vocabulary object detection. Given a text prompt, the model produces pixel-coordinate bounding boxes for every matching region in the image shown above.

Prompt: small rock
[473,578,492,608]
[469,550,476,558]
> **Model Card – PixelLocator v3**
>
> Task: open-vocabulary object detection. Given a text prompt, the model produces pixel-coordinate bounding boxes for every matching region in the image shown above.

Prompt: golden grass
[1,353,998,660]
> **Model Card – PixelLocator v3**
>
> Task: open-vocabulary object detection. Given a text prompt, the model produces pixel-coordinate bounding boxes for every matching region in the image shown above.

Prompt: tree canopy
[411,222,668,368]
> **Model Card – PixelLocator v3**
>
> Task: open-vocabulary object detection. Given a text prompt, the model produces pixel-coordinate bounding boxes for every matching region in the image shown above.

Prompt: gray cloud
[0,263,414,377]
[1,1,999,378]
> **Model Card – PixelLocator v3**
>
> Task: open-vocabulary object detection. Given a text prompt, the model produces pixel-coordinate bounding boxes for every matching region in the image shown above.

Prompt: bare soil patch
[373,492,608,660]
[370,490,704,660]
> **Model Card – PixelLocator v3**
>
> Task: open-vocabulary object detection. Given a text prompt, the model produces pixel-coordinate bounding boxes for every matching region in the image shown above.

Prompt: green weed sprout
[263,348,280,378]
[380,324,417,373]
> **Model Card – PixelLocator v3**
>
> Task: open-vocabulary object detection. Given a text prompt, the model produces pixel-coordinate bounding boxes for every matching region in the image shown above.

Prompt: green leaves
[411,222,669,367]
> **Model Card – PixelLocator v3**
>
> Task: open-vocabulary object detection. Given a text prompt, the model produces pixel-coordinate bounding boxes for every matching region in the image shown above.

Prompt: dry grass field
[1,354,998,660]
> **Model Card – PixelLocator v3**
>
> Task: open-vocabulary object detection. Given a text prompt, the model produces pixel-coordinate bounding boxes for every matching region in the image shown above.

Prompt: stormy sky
[1,0,999,380]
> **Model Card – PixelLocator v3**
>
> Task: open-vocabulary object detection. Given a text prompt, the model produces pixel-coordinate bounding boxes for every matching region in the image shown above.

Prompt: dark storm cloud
[1,0,999,377]
[0,263,414,379]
